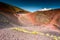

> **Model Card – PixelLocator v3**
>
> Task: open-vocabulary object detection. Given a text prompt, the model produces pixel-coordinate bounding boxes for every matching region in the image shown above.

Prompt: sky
[0,0,60,12]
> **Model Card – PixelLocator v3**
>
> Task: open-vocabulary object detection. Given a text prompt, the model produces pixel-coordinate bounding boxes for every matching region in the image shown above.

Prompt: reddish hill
[32,9,60,25]
[24,9,60,30]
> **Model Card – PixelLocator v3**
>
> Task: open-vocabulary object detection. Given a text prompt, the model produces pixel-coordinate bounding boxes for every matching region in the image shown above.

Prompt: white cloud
[38,8,52,11]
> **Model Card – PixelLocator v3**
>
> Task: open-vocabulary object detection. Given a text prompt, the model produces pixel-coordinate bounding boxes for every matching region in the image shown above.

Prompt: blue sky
[0,0,60,12]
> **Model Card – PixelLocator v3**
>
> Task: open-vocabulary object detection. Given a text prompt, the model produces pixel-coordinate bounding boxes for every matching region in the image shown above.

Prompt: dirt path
[0,26,60,40]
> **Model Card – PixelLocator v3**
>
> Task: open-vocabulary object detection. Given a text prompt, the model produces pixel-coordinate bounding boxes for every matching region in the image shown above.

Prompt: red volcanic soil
[0,2,60,40]
[18,9,60,29]
[24,9,60,30]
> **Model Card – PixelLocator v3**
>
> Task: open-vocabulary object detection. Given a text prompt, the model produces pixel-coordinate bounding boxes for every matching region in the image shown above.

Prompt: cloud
[38,8,52,11]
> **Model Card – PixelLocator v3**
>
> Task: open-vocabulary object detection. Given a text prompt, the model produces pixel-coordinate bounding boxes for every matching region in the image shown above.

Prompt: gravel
[0,26,60,40]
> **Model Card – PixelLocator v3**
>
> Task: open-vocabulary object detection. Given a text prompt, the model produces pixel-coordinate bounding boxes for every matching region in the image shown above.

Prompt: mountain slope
[34,9,60,25]
[0,2,29,13]
[0,2,30,28]
[0,2,60,30]
[24,8,60,30]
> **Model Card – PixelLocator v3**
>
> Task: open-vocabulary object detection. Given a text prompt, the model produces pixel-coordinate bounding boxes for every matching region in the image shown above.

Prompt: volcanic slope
[26,9,60,30]
[0,2,30,28]
[0,2,60,40]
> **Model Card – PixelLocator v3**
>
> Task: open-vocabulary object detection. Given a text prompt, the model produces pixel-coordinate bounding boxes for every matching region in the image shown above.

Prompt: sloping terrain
[0,2,60,40]
[28,9,60,25]
[0,2,30,28]
[25,9,60,30]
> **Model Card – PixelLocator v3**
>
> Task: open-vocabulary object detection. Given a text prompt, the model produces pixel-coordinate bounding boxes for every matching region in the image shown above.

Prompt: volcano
[0,2,60,30]
[0,2,60,40]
